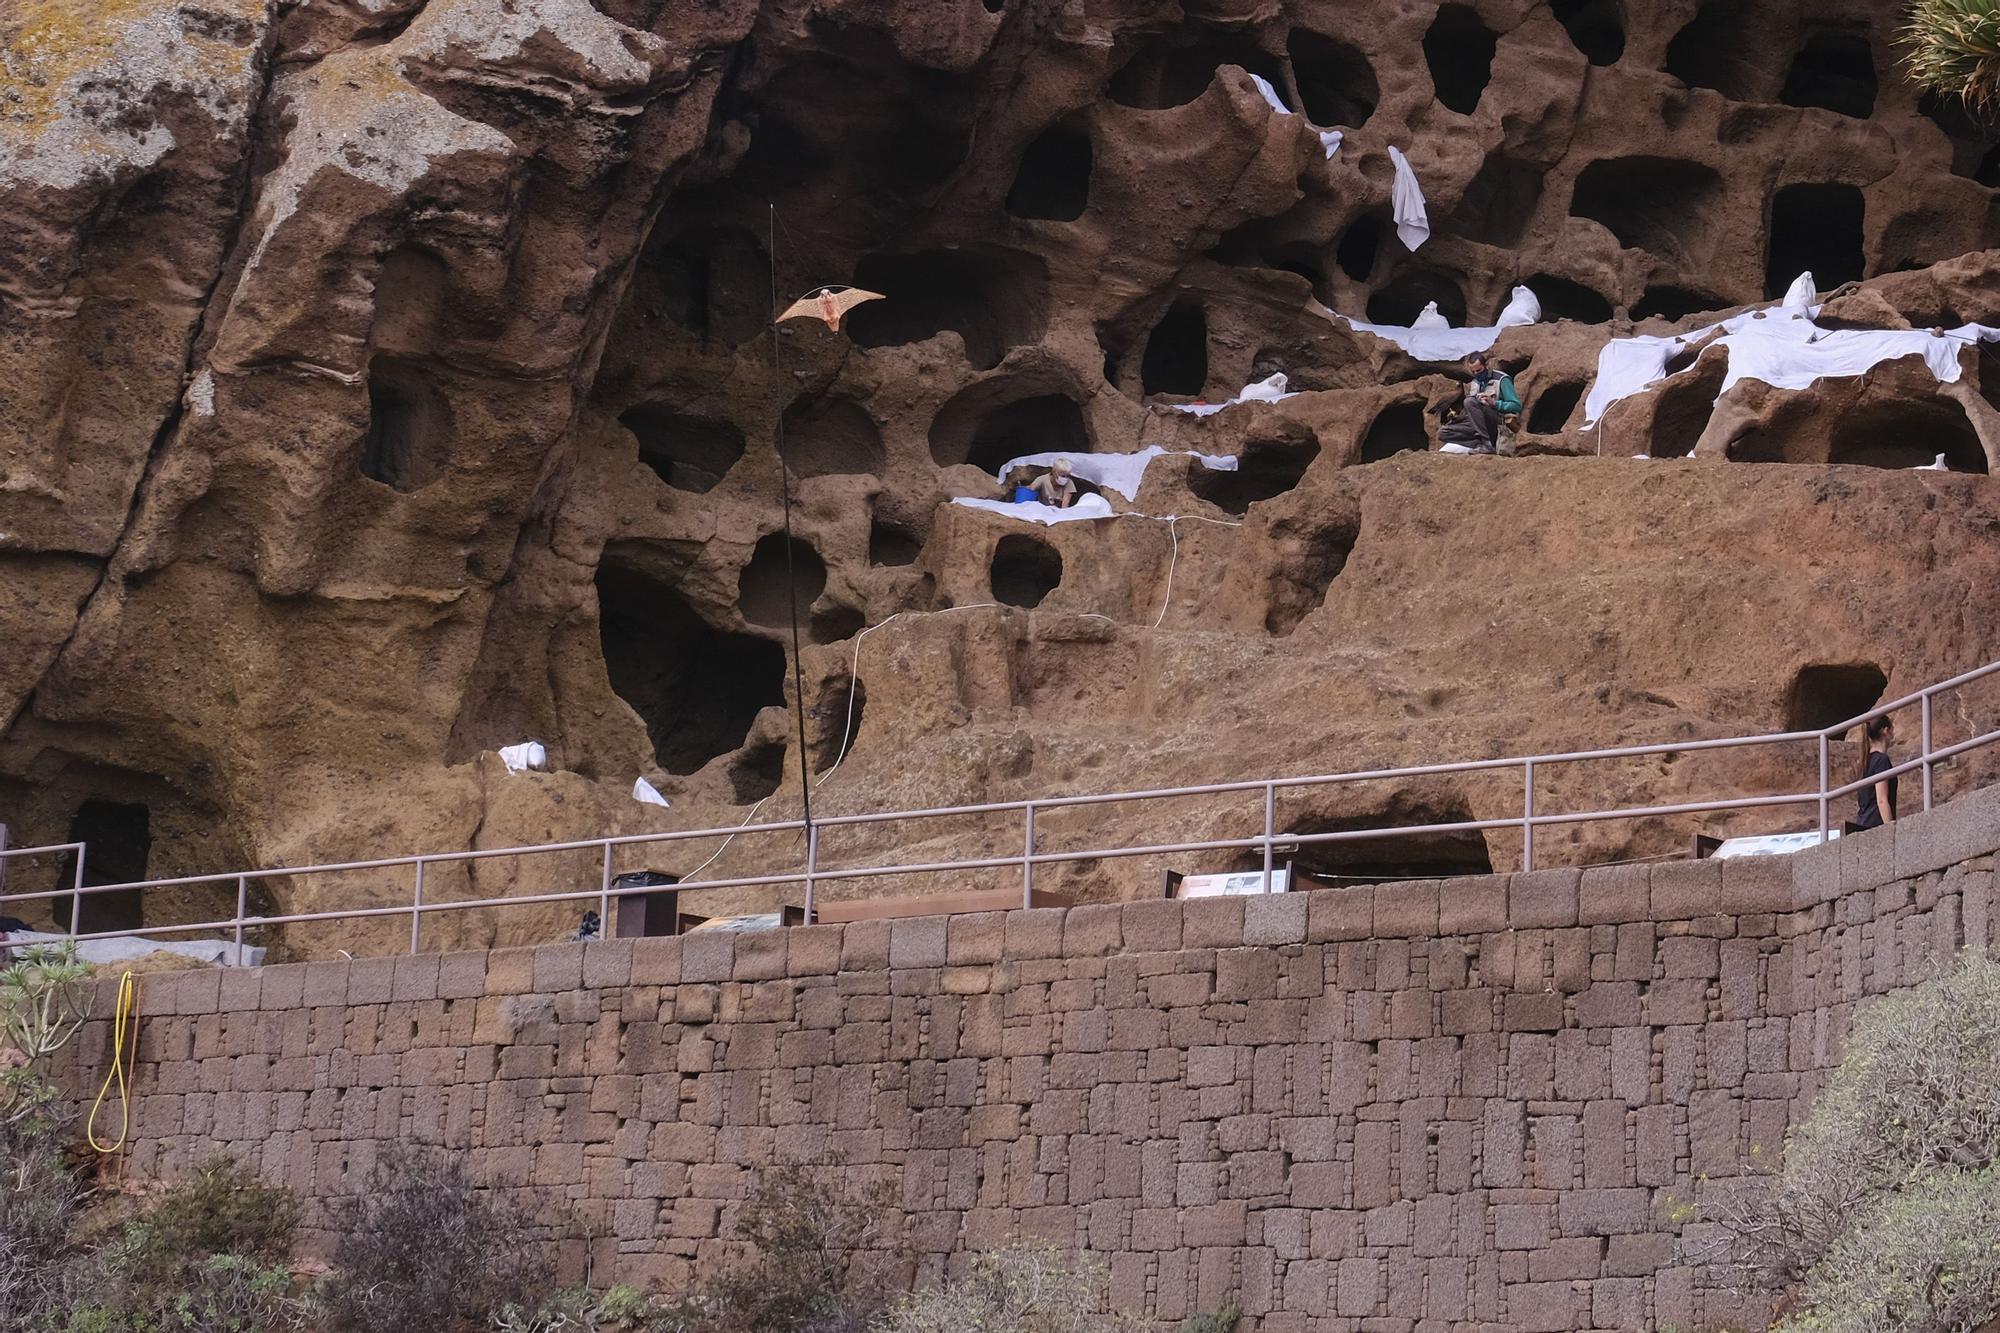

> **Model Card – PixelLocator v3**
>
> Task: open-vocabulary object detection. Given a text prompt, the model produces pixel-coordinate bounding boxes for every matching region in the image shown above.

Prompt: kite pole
[765,211,888,918]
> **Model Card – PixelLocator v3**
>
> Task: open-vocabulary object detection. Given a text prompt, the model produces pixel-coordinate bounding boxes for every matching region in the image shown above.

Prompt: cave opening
[1527,381,1585,434]
[1786,663,1888,733]
[813,677,866,773]
[1006,125,1093,221]
[56,799,149,935]
[868,520,922,566]
[1107,28,1288,110]
[361,358,449,492]
[1765,183,1865,299]
[1360,401,1431,462]
[1632,286,1721,323]
[1780,29,1877,120]
[844,247,1048,369]
[1570,157,1723,266]
[645,227,770,346]
[1367,270,1467,327]
[1523,274,1613,324]
[991,534,1063,608]
[1140,302,1209,397]
[621,407,746,493]
[1423,5,1498,116]
[1664,4,1758,99]
[963,395,1090,475]
[1919,92,2000,186]
[595,561,785,775]
[1288,29,1379,127]
[1265,516,1356,637]
[1190,438,1321,514]
[726,740,786,805]
[1444,154,1543,249]
[1553,0,1626,66]
[809,603,866,644]
[1336,214,1385,282]
[781,396,885,477]
[1282,808,1494,883]
[1648,352,1725,458]
[740,532,828,629]
[1828,397,1989,473]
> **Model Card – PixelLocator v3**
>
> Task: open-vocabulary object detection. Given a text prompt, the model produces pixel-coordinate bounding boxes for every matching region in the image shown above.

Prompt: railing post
[1022,803,1036,909]
[598,842,613,940]
[1817,734,1831,840]
[69,843,86,936]
[236,874,249,964]
[1921,693,1935,811]
[804,825,819,924]
[409,860,425,955]
[1521,760,1535,872]
[1262,784,1276,893]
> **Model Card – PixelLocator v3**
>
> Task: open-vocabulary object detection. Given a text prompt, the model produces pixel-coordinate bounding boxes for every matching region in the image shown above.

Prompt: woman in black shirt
[1855,716,1897,830]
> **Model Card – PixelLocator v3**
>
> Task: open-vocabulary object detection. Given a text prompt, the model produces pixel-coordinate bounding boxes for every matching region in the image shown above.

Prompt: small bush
[873,1243,1130,1333]
[1178,1305,1242,1333]
[1901,0,2000,113]
[668,1161,906,1333]
[54,1154,305,1333]
[1704,953,2000,1331]
[319,1143,550,1333]
[495,1284,670,1333]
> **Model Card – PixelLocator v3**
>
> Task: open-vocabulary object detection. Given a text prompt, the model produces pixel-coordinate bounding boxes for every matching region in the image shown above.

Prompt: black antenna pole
[769,204,816,843]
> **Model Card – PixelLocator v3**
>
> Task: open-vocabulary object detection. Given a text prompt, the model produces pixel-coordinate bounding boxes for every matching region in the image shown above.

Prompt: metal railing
[4,660,1998,959]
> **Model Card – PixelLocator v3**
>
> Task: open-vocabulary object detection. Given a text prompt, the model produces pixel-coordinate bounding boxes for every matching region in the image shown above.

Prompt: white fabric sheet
[954,493,1117,525]
[1583,295,2000,427]
[1497,286,1542,328]
[499,741,547,773]
[1247,74,1343,158]
[633,778,670,808]
[1710,830,1838,858]
[3,928,263,968]
[1341,315,1509,362]
[989,447,1238,501]
[1413,302,1449,330]
[1782,271,1816,311]
[1388,146,1429,250]
[1164,372,1300,419]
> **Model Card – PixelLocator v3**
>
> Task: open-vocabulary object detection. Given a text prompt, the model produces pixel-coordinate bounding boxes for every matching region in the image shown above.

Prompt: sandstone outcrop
[3,0,1998,955]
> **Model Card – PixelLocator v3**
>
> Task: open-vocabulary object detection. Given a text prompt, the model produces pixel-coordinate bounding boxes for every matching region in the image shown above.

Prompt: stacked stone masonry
[57,785,2000,1332]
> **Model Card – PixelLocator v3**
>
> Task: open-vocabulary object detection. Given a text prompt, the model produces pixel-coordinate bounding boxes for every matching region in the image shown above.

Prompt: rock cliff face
[3,0,1998,954]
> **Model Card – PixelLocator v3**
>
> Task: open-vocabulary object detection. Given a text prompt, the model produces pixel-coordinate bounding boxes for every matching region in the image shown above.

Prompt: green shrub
[667,1161,907,1333]
[1901,1,2000,114]
[1178,1304,1242,1333]
[318,1143,550,1333]
[495,1284,671,1333]
[1704,953,2000,1332]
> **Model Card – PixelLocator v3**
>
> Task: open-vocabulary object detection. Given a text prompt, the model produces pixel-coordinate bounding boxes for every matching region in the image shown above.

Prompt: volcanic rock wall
[4,0,2000,952]
[54,783,2000,1330]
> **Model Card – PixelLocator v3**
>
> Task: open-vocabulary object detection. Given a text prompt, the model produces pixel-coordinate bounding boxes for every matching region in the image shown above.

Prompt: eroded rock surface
[3,0,1998,953]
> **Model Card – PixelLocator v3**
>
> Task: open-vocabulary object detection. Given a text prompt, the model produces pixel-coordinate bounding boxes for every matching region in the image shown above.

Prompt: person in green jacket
[1436,350,1521,454]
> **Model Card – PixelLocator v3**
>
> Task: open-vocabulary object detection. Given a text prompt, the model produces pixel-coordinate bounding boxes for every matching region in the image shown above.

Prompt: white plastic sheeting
[1583,290,2000,427]
[1388,146,1429,250]
[2,928,263,968]
[954,493,1118,525]
[1164,372,1299,418]
[988,446,1239,501]
[1332,286,1543,363]
[1710,830,1838,858]
[1247,75,1344,159]
[1782,270,1817,311]
[499,741,547,773]
[1413,303,1449,330]
[633,778,670,808]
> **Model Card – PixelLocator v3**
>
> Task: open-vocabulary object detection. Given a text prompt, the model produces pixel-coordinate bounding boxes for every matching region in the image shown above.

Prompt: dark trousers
[1438,397,1501,451]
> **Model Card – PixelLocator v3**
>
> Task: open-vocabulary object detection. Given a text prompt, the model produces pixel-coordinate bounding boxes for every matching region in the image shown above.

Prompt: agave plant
[1902,0,2000,113]
[0,941,91,1124]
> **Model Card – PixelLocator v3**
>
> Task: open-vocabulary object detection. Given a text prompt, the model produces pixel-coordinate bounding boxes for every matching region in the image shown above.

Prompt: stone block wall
[53,784,2000,1331]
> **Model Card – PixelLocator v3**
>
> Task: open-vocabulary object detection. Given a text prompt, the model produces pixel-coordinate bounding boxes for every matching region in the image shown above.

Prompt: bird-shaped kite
[776,286,886,332]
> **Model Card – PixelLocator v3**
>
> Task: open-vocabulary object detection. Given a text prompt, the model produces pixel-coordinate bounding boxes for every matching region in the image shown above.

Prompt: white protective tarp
[990,446,1240,500]
[499,741,547,773]
[1247,74,1343,158]
[1710,830,1839,858]
[1165,372,1299,418]
[2,928,263,968]
[633,778,670,808]
[1388,146,1429,250]
[1584,293,2000,427]
[954,493,1118,525]
[1497,286,1542,327]
[1332,285,1543,363]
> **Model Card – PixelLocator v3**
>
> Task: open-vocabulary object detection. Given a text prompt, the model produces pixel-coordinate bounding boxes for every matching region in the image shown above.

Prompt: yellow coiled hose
[87,970,139,1155]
